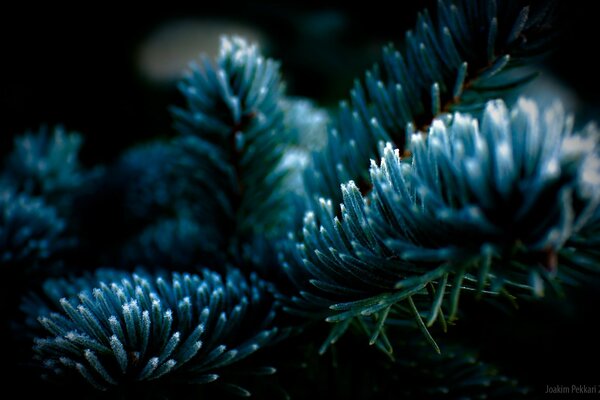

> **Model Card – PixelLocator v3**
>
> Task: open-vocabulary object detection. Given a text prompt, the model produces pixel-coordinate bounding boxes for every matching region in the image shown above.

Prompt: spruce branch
[3,2,597,398]
[2,126,101,214]
[1,188,70,270]
[27,268,285,394]
[284,98,600,351]
[369,98,599,293]
[306,0,555,205]
[172,36,293,266]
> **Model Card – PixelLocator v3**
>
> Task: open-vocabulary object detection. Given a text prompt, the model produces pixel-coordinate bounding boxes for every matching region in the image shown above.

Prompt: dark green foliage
[2,126,100,214]
[115,143,221,269]
[369,99,599,293]
[561,206,600,285]
[384,338,529,399]
[30,268,283,393]
[172,37,294,265]
[557,123,600,285]
[306,0,554,205]
[116,42,320,272]
[123,217,218,269]
[21,269,131,331]
[1,188,69,269]
[0,127,99,274]
[118,142,180,223]
[268,324,528,399]
[285,98,600,351]
[5,1,599,398]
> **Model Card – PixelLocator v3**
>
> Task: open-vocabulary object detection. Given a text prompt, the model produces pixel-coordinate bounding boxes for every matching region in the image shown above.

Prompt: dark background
[2,1,599,396]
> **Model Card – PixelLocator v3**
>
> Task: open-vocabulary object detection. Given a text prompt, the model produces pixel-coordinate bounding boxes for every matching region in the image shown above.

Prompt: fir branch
[3,2,596,398]
[27,268,285,394]
[370,98,599,294]
[2,126,101,213]
[1,188,70,269]
[306,0,555,205]
[172,37,293,264]
[284,98,600,349]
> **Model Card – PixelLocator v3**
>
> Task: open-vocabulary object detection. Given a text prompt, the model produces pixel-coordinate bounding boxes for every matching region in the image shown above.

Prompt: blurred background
[1,1,599,395]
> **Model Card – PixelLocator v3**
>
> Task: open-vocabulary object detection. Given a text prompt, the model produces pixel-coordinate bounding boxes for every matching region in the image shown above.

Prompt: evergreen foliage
[30,268,282,393]
[118,142,180,223]
[387,338,530,399]
[115,142,220,268]
[2,126,100,214]
[1,189,68,269]
[123,217,216,270]
[4,0,599,398]
[172,37,295,265]
[284,98,599,353]
[306,0,554,205]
